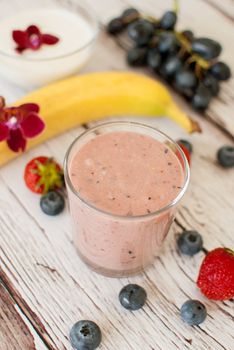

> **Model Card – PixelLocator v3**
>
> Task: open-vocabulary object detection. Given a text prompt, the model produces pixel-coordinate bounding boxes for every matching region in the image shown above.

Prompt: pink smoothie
[67,131,185,276]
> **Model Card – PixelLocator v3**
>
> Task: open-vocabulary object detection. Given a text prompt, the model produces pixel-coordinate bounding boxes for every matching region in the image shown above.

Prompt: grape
[174,69,197,97]
[147,48,161,71]
[107,17,124,35]
[203,75,220,96]
[191,38,222,60]
[148,35,159,49]
[209,62,231,81]
[160,11,177,30]
[192,84,212,111]
[159,56,183,80]
[127,47,148,66]
[158,32,179,54]
[152,21,161,30]
[128,19,154,46]
[122,8,140,24]
[182,30,194,42]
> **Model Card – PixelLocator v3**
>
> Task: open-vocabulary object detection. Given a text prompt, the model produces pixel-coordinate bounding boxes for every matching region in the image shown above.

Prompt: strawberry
[177,142,191,165]
[24,156,64,194]
[197,248,234,300]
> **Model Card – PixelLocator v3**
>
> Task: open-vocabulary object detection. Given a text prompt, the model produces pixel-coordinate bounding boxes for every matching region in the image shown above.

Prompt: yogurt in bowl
[0,0,98,87]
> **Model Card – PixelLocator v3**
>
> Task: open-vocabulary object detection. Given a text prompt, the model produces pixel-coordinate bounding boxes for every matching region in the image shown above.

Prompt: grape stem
[174,0,180,14]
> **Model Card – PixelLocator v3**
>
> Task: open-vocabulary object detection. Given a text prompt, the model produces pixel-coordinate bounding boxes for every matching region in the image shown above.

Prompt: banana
[0,71,200,167]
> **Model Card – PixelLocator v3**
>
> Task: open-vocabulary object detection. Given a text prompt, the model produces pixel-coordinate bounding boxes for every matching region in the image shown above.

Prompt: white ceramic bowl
[0,0,99,87]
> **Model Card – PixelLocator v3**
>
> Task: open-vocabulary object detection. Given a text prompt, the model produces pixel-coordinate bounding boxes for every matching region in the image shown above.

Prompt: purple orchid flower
[0,97,45,152]
[12,25,59,53]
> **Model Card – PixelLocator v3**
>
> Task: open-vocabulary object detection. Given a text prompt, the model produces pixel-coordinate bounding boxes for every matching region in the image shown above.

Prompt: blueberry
[70,320,102,350]
[147,48,161,71]
[160,11,177,30]
[128,19,154,46]
[217,146,234,168]
[180,300,207,326]
[127,47,148,66]
[119,284,147,310]
[107,17,124,35]
[40,191,65,216]
[177,139,193,154]
[177,230,203,256]
[209,61,231,81]
[192,84,212,111]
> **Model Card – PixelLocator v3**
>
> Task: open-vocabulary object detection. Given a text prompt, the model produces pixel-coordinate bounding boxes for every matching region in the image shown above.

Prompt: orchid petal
[12,30,28,47]
[15,46,26,53]
[27,25,41,36]
[0,123,9,141]
[7,127,26,152]
[19,103,40,114]
[21,113,45,138]
[42,34,59,45]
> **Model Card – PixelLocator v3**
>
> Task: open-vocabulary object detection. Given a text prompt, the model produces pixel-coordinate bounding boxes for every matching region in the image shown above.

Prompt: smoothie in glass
[64,122,189,277]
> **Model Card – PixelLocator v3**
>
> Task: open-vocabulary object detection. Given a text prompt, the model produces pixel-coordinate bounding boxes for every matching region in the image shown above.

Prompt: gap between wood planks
[201,0,234,23]
[0,271,55,350]
[0,188,187,350]
[1,1,234,348]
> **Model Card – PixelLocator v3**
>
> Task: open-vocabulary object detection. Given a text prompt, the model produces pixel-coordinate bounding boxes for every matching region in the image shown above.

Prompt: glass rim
[0,2,99,62]
[64,121,190,220]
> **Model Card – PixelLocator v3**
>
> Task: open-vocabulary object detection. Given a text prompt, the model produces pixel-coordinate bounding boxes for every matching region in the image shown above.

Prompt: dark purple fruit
[160,11,177,30]
[70,320,102,350]
[177,230,203,256]
[158,32,179,54]
[177,139,193,154]
[203,75,220,96]
[217,146,234,168]
[180,300,207,326]
[182,30,194,42]
[191,38,222,60]
[127,47,147,66]
[119,284,147,310]
[209,62,231,81]
[128,19,154,46]
[147,48,161,71]
[192,84,212,111]
[174,69,197,98]
[107,17,124,35]
[122,8,140,24]
[159,55,183,80]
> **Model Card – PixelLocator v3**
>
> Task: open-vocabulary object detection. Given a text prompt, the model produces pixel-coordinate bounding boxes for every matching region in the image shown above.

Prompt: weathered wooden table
[0,1,233,349]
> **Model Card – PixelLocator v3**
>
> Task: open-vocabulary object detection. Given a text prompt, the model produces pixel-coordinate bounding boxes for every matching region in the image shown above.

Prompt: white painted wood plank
[204,0,234,20]
[0,112,234,350]
[0,1,234,350]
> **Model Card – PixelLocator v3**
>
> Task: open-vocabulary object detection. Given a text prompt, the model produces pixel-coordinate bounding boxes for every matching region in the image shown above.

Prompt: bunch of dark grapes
[107,7,231,112]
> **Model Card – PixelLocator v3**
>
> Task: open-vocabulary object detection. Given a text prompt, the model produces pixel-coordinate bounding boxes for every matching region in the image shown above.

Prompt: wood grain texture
[0,283,48,350]
[203,0,234,21]
[0,1,234,350]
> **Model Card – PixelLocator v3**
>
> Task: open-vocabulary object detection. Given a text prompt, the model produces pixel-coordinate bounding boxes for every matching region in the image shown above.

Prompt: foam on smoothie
[70,131,184,216]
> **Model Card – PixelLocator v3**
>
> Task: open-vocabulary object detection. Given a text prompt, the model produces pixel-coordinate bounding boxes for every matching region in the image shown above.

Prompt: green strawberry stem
[224,248,234,256]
